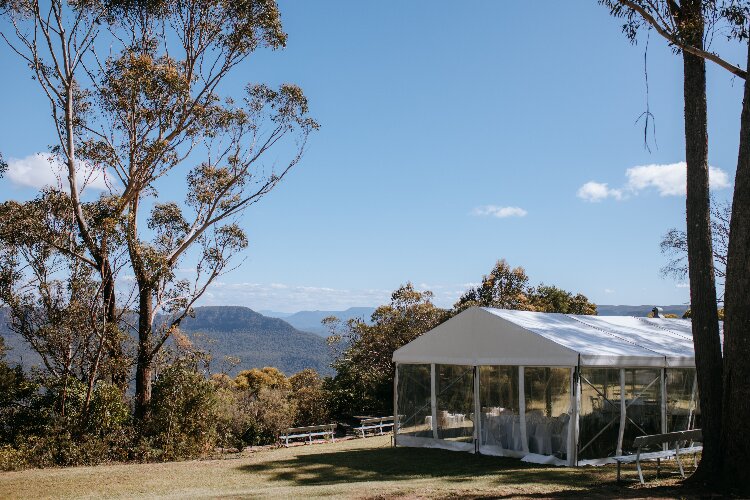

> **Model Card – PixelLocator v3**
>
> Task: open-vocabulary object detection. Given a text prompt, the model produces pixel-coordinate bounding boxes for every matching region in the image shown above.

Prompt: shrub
[147,364,219,460]
[290,369,330,426]
[213,387,252,451]
[234,367,291,394]
[243,387,296,446]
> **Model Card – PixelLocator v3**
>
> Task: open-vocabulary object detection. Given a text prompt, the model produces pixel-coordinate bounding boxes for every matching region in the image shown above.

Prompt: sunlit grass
[0,435,703,499]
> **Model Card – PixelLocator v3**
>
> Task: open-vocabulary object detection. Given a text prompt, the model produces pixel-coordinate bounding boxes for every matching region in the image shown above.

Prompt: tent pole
[617,368,626,456]
[474,365,480,454]
[660,367,668,450]
[519,366,528,453]
[393,364,399,448]
[568,365,579,466]
[431,363,438,440]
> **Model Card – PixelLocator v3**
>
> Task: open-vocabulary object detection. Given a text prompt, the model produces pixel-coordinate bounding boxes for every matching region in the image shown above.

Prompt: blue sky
[0,1,744,312]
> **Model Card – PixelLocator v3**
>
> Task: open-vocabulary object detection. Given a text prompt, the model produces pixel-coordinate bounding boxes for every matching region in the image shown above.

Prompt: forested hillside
[179,306,332,375]
[1,307,332,376]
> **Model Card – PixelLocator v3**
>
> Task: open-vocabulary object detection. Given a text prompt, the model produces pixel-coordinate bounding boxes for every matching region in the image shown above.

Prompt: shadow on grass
[236,445,705,497]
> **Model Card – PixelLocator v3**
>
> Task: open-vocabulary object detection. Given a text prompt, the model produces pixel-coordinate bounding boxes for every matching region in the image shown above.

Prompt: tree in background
[601,1,750,490]
[0,195,128,419]
[1,0,318,419]
[235,367,291,394]
[289,369,330,427]
[453,260,597,315]
[601,0,720,482]
[325,263,596,417]
[325,284,448,416]
[453,259,531,313]
[528,285,598,315]
[661,199,730,291]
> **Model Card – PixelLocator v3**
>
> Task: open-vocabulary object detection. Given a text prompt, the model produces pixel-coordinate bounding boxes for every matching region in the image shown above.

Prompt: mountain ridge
[263,307,376,336]
[1,306,332,376]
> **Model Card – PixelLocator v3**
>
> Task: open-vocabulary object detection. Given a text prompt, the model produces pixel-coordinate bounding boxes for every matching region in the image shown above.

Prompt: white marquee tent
[392,307,702,466]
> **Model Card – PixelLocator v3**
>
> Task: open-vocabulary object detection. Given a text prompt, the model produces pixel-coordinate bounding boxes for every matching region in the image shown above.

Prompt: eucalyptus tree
[1,0,129,388]
[1,0,317,417]
[0,193,128,418]
[661,199,730,286]
[602,0,750,490]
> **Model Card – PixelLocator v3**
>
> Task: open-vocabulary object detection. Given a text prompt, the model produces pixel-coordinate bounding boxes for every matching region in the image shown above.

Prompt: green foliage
[242,387,297,446]
[325,261,595,418]
[213,387,253,451]
[326,284,448,416]
[453,259,531,313]
[235,366,291,394]
[528,285,598,315]
[453,260,596,315]
[146,364,219,460]
[681,308,724,320]
[289,369,330,427]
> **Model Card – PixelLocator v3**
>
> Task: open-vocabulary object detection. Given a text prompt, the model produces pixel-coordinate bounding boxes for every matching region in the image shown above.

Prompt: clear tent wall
[394,363,699,465]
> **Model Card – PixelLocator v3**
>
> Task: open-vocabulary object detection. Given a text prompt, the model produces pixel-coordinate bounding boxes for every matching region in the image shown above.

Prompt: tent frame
[394,361,697,466]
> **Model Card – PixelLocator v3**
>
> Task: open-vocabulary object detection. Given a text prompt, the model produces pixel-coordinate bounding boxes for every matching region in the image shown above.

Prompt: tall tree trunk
[721,39,750,496]
[134,286,154,419]
[101,260,127,390]
[679,0,724,485]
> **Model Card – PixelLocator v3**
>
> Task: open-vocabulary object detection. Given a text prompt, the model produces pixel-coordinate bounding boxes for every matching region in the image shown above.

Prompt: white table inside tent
[482,411,570,455]
[421,408,570,456]
[424,413,467,430]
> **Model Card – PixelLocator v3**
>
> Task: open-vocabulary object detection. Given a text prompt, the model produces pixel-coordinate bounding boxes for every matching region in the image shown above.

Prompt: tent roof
[392,307,698,368]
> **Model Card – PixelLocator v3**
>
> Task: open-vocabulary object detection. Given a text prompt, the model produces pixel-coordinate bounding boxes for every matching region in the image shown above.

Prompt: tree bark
[678,0,724,485]
[101,258,127,390]
[721,39,750,496]
[134,285,154,420]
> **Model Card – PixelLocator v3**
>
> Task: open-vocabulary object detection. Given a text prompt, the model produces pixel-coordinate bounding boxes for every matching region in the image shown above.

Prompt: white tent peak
[392,307,696,368]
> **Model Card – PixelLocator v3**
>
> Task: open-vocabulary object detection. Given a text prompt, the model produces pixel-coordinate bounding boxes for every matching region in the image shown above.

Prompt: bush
[213,387,252,451]
[147,364,219,460]
[244,387,296,446]
[290,369,330,426]
[0,444,26,471]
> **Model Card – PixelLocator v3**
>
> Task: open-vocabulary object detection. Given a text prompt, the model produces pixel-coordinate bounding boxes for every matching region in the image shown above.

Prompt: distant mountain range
[1,306,332,377]
[0,303,690,378]
[262,307,376,336]
[596,304,689,317]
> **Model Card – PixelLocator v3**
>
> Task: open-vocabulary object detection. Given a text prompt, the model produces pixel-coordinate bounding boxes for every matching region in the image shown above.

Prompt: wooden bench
[354,416,394,438]
[279,424,336,447]
[614,429,702,484]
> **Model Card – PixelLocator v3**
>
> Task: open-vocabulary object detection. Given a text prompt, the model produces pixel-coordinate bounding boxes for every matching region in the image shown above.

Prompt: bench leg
[656,457,660,479]
[636,459,645,485]
[617,462,621,483]
[676,452,685,478]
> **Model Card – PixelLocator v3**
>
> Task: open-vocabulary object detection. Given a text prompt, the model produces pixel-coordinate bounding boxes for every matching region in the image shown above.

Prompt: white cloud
[577,182,623,202]
[604,288,615,294]
[200,281,393,312]
[195,280,474,312]
[472,205,528,218]
[6,153,110,192]
[625,162,730,196]
[578,162,731,202]
[675,283,689,289]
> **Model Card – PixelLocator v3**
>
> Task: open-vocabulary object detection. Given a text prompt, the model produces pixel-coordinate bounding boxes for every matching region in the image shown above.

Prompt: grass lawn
[0,435,707,499]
